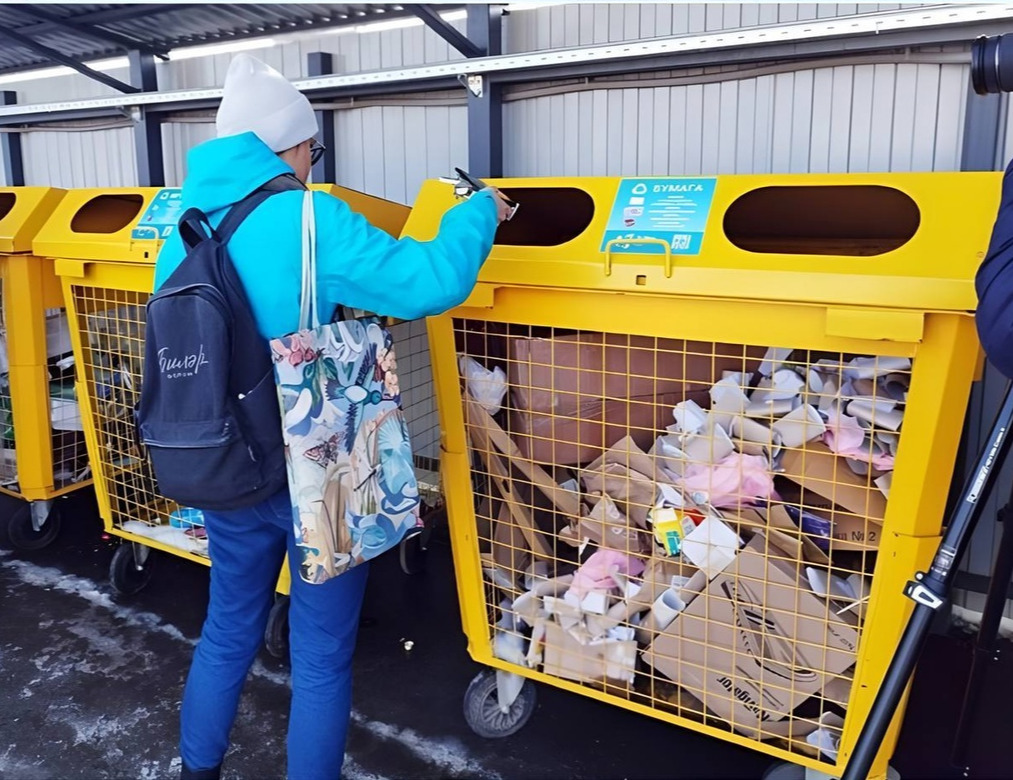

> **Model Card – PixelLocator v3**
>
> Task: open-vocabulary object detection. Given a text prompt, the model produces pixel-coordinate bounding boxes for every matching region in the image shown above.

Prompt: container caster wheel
[399,528,431,575]
[463,668,537,738]
[762,762,900,780]
[7,501,61,551]
[109,543,154,596]
[265,595,290,659]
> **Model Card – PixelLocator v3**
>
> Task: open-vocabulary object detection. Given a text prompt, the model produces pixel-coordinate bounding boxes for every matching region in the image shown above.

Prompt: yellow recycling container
[39,185,412,652]
[0,186,95,551]
[408,172,999,778]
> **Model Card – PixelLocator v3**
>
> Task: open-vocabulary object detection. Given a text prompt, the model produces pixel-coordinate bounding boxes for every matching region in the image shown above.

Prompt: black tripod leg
[951,494,1013,771]
[841,383,1013,780]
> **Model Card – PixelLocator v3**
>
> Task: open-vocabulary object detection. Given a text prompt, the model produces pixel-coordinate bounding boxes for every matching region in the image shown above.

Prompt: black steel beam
[0,92,25,186]
[0,26,140,94]
[12,5,169,59]
[307,52,337,185]
[466,5,503,178]
[129,51,164,187]
[407,4,484,58]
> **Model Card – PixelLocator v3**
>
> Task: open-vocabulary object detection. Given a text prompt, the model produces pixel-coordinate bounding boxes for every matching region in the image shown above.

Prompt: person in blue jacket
[155,54,510,780]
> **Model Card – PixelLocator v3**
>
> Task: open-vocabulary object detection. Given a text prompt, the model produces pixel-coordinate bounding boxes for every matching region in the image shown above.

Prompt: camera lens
[972,34,1013,95]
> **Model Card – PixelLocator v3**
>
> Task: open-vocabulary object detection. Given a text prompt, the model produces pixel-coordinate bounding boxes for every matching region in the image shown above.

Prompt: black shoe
[180,762,222,780]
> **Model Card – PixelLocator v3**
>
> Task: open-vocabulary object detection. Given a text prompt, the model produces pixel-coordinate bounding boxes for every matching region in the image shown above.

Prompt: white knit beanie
[215,53,318,152]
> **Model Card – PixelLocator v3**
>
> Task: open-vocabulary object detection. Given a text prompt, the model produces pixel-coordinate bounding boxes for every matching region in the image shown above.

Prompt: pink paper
[568,550,646,599]
[677,452,775,509]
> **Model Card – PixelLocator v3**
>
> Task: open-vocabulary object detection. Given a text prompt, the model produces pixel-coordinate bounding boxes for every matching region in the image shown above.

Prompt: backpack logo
[158,345,209,379]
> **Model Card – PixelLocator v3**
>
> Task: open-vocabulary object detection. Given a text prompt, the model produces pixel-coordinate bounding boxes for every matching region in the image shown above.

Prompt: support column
[128,50,164,187]
[308,52,337,184]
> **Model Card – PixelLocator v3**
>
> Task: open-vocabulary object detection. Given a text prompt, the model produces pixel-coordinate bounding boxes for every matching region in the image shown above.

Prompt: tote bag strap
[298,190,320,331]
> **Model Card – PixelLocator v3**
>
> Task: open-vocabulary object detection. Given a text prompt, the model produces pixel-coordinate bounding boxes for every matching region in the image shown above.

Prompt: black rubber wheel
[463,669,537,739]
[762,763,805,780]
[7,502,61,551]
[109,543,155,596]
[399,528,431,575]
[265,595,290,659]
[763,761,896,780]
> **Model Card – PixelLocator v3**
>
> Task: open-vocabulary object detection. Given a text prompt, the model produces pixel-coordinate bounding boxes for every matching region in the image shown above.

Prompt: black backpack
[137,175,304,511]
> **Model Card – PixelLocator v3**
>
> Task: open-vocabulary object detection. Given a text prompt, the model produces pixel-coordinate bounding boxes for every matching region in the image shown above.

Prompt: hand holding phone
[449,167,519,222]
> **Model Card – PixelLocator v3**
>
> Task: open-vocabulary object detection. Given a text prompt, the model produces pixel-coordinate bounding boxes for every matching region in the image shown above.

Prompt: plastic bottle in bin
[169,507,205,530]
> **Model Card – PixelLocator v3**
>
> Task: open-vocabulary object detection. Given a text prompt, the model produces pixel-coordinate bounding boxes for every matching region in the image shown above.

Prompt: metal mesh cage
[67,285,194,549]
[69,283,445,558]
[455,320,908,762]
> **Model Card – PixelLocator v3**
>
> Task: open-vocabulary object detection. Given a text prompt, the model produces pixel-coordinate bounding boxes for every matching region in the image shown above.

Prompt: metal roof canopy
[0,4,453,78]
[1,3,1010,127]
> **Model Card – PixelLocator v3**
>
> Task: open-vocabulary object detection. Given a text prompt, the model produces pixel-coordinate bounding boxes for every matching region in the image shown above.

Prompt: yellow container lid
[0,187,67,254]
[35,184,410,264]
[403,172,1003,313]
[33,187,167,263]
[316,184,410,238]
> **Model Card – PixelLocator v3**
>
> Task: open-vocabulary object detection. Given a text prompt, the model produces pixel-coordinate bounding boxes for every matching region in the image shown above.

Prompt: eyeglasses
[310,140,326,166]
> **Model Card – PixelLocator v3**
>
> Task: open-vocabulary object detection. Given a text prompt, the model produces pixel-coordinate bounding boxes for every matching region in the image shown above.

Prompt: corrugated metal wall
[504,3,929,50]
[333,103,468,205]
[504,61,968,177]
[3,3,1010,606]
[22,128,138,188]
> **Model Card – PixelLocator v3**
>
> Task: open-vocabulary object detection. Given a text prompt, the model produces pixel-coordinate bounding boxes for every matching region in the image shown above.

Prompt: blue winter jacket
[154,131,499,337]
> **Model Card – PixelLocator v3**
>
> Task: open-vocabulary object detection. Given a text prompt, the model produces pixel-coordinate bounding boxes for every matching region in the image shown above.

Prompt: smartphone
[454,167,520,220]
[455,167,488,192]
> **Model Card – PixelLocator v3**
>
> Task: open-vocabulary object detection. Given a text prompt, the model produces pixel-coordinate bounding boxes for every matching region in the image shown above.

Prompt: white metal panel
[789,70,815,173]
[502,61,968,177]
[21,128,137,188]
[503,3,934,51]
[334,104,465,205]
[809,68,835,173]
[162,122,216,187]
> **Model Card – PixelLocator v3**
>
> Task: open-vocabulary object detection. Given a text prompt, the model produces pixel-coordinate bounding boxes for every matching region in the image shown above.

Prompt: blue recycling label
[601,177,718,255]
[131,188,183,241]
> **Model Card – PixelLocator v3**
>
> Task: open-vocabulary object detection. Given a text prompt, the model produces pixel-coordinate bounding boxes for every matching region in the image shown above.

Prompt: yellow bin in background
[407,172,999,778]
[37,184,411,655]
[0,186,95,551]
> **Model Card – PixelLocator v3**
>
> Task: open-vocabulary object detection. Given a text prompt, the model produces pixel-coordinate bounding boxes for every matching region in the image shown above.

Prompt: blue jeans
[180,488,369,779]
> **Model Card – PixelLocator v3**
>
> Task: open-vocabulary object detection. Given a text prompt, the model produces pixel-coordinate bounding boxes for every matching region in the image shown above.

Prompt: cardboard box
[541,619,637,685]
[582,435,669,528]
[510,392,684,466]
[508,334,764,466]
[643,534,859,738]
[579,495,651,555]
[777,480,882,552]
[779,441,887,521]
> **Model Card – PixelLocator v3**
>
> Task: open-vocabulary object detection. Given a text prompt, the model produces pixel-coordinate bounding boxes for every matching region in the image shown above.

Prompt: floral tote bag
[270,191,423,584]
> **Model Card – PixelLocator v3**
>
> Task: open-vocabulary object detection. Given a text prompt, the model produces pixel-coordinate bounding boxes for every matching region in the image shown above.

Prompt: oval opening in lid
[0,193,15,223]
[493,187,594,246]
[723,185,920,256]
[71,194,144,234]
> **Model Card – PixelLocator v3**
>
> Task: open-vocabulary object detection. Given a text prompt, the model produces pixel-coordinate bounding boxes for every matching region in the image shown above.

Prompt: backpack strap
[215,190,276,245]
[177,208,215,251]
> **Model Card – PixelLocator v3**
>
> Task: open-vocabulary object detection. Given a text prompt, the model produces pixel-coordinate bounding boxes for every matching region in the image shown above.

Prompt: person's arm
[314,188,500,320]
